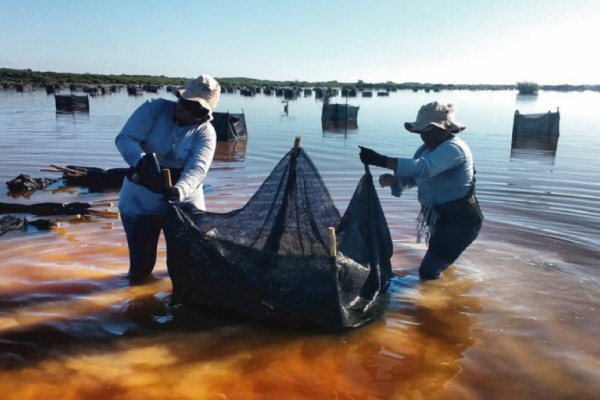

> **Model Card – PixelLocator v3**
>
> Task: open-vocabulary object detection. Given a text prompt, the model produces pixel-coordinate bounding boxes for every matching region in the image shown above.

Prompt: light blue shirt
[116,98,216,215]
[391,135,474,206]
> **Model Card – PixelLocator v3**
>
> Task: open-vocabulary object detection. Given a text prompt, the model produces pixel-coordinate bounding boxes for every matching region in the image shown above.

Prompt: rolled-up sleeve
[390,175,416,197]
[115,101,155,167]
[396,143,465,179]
[175,126,217,200]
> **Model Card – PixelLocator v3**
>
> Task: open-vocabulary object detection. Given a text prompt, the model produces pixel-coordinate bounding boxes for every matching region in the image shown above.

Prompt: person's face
[175,98,210,125]
[419,126,450,149]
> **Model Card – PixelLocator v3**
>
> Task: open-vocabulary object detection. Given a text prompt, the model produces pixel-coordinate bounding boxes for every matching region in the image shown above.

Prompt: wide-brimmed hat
[175,75,221,112]
[404,101,466,133]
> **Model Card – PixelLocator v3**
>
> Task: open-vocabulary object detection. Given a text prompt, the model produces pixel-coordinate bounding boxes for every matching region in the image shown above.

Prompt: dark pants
[419,221,482,280]
[121,213,166,282]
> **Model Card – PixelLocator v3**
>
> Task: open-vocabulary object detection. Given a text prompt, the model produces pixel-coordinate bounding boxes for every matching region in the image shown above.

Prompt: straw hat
[175,75,221,112]
[404,101,466,133]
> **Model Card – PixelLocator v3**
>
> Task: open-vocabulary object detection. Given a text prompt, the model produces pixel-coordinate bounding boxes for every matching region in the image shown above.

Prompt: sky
[2,0,599,85]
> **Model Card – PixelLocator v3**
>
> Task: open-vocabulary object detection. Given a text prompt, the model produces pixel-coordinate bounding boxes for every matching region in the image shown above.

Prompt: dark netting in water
[62,165,129,191]
[211,111,248,141]
[0,215,27,236]
[164,146,393,330]
[512,109,560,137]
[6,174,57,193]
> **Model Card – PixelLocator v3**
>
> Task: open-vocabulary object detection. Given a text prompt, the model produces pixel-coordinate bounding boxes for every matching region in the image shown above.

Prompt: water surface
[0,87,598,399]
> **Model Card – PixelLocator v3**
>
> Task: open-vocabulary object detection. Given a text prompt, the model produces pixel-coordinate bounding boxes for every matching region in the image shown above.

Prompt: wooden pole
[85,209,120,218]
[49,165,86,176]
[364,163,371,176]
[328,226,337,257]
[90,201,114,207]
[92,198,119,204]
[162,169,172,188]
[293,136,301,158]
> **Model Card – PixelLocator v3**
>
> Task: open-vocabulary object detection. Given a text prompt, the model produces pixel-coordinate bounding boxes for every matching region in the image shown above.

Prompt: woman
[115,75,220,283]
[359,101,483,280]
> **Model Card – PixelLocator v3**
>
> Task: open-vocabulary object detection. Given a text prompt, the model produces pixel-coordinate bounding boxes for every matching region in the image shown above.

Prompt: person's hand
[379,173,395,188]
[162,186,181,203]
[134,153,161,179]
[358,146,389,168]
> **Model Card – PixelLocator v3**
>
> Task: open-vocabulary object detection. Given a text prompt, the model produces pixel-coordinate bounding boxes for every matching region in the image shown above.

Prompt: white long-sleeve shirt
[116,98,216,215]
[391,135,474,206]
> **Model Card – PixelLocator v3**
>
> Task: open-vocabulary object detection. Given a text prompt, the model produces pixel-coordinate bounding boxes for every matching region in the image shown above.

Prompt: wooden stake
[90,201,114,207]
[293,136,301,158]
[162,169,172,188]
[92,198,119,204]
[85,209,120,218]
[49,165,85,176]
[328,226,337,257]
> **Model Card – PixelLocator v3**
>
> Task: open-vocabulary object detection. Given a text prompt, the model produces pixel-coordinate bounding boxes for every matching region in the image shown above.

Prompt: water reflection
[510,135,559,163]
[515,93,538,103]
[55,111,90,140]
[321,119,359,133]
[0,271,171,367]
[510,108,560,164]
[212,139,248,163]
[279,99,297,122]
[380,271,479,397]
[0,248,480,399]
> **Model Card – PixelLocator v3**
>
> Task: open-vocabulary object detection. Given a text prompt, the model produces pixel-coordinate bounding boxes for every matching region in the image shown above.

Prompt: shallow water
[0,87,598,399]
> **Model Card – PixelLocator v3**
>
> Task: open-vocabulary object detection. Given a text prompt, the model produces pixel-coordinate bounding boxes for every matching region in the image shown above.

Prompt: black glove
[127,153,164,193]
[162,186,181,203]
[359,146,389,168]
[135,153,161,179]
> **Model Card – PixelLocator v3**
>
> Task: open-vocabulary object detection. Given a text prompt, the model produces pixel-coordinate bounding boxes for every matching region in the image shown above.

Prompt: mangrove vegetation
[1,68,599,93]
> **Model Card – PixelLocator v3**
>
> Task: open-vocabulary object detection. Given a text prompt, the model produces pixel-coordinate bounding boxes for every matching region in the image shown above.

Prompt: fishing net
[0,215,55,236]
[164,144,394,330]
[211,111,248,141]
[5,174,57,193]
[0,215,27,236]
[512,110,560,137]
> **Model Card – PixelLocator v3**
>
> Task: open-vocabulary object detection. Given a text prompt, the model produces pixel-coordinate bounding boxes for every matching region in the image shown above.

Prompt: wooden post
[328,227,337,257]
[86,209,120,218]
[162,169,172,188]
[293,136,301,158]
[364,163,371,176]
[49,164,85,176]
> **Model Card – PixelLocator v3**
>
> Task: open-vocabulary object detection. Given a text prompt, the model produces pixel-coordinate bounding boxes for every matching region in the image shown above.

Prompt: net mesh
[164,146,393,330]
[512,111,560,137]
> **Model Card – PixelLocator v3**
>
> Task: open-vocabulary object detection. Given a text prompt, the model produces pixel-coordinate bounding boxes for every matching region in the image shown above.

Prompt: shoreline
[2,67,599,93]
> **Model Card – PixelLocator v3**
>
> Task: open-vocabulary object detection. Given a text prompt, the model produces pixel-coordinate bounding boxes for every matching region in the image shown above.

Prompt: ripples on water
[0,88,598,399]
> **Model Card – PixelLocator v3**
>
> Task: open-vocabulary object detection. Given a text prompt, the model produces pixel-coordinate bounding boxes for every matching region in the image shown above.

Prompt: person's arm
[379,173,416,197]
[395,142,465,179]
[385,157,398,171]
[115,100,156,168]
[358,146,396,170]
[174,126,217,200]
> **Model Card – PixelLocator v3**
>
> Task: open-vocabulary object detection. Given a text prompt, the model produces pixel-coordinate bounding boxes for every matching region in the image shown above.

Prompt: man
[116,75,220,283]
[359,101,483,280]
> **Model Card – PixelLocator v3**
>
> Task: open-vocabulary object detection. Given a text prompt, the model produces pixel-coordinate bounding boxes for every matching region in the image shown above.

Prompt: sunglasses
[179,99,209,118]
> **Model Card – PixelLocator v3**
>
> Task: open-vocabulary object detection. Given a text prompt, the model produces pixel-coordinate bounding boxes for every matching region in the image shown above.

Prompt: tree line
[1,68,598,93]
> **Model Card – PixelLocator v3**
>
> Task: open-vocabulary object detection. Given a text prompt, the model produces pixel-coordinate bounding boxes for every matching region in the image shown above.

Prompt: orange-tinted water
[0,216,476,400]
[0,212,597,399]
